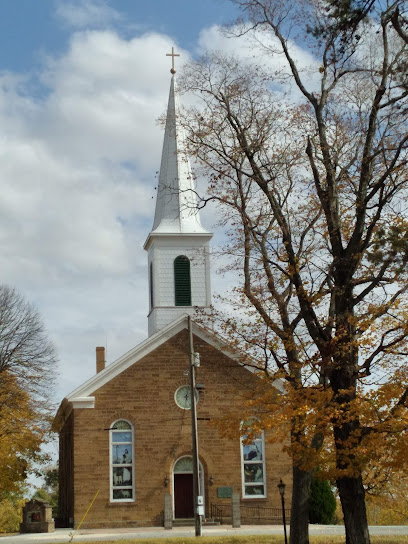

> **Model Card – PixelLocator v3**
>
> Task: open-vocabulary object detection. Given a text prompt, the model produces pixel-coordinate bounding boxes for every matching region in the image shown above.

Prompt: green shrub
[309,476,336,524]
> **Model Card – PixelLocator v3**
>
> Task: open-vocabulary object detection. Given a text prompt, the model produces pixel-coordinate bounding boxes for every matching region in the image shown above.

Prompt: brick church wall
[61,330,292,528]
[58,412,74,527]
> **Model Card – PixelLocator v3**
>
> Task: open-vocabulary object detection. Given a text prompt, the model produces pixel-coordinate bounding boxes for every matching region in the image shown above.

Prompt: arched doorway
[173,456,204,519]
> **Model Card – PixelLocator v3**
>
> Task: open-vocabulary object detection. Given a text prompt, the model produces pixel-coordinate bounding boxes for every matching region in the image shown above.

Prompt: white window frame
[241,430,267,498]
[110,419,135,503]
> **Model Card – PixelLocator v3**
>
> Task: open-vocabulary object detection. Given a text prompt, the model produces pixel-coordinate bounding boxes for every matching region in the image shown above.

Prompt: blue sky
[0,0,238,73]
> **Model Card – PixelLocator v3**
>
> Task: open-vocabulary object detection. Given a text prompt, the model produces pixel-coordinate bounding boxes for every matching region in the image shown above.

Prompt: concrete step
[172,518,220,527]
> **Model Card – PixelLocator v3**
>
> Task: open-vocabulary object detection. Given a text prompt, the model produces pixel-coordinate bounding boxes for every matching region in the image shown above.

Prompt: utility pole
[188,316,202,537]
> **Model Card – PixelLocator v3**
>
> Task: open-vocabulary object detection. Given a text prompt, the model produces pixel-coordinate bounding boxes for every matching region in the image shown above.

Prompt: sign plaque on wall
[217,486,233,498]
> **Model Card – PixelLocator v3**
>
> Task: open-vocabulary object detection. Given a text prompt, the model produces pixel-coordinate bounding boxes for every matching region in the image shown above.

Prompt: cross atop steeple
[166,47,180,74]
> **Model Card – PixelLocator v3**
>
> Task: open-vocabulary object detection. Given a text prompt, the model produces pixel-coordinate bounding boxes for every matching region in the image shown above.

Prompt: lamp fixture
[277,478,286,497]
[278,479,288,544]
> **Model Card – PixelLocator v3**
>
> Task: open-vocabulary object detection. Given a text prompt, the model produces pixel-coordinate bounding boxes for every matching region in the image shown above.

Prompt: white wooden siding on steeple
[144,68,212,336]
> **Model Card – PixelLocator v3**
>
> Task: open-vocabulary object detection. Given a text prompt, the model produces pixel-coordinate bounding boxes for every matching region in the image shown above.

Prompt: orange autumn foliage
[181,7,408,540]
[0,372,47,498]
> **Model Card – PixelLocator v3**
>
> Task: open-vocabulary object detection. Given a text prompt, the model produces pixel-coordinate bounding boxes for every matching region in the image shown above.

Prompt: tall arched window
[174,255,191,306]
[110,419,134,502]
[241,421,266,498]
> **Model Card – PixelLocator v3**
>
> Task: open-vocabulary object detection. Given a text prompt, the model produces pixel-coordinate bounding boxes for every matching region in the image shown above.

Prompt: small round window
[174,385,198,410]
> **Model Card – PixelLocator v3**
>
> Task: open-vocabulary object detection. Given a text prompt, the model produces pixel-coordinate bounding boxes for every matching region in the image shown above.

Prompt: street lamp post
[278,479,288,544]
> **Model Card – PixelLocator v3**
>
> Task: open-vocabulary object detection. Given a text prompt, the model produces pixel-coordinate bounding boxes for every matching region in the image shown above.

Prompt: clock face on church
[174,385,198,410]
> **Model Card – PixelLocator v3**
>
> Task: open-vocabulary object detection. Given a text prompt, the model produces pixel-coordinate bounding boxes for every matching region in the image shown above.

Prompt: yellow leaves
[0,498,24,533]
[366,469,408,525]
[0,372,46,499]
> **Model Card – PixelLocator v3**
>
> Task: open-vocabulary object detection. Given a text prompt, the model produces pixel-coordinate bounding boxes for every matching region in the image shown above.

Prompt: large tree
[314,0,408,46]
[181,1,408,543]
[0,285,57,497]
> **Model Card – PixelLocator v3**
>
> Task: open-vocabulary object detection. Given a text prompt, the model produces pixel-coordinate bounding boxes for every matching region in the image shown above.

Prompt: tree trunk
[337,474,370,544]
[329,277,370,544]
[289,465,312,544]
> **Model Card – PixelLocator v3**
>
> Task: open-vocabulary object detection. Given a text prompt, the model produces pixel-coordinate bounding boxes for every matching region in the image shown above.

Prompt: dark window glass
[149,262,154,309]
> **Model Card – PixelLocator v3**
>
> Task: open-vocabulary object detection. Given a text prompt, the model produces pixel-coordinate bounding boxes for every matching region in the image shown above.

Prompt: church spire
[144,51,212,337]
[147,72,209,237]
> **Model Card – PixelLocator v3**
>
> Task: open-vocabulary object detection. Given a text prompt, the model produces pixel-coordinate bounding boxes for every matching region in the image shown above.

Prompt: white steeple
[149,75,209,236]
[144,52,212,336]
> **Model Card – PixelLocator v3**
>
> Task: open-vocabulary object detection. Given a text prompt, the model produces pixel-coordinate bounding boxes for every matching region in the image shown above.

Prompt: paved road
[1,525,408,543]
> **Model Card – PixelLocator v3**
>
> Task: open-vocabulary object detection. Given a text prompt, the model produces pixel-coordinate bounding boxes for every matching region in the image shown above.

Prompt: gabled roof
[52,315,285,432]
[52,315,264,432]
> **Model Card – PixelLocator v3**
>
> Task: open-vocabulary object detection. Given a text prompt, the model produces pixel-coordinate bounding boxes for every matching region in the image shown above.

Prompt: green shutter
[174,256,191,306]
[149,263,154,309]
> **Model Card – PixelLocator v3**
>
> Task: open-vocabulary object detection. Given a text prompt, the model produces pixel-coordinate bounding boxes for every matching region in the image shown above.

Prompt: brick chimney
[96,346,105,374]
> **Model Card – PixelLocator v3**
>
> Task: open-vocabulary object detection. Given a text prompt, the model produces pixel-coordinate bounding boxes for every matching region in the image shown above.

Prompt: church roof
[52,316,284,432]
[144,75,211,249]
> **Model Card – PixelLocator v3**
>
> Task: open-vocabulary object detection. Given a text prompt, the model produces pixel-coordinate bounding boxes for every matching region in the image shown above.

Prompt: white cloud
[36,30,194,172]
[0,18,320,410]
[0,30,193,402]
[55,0,122,29]
[197,24,321,99]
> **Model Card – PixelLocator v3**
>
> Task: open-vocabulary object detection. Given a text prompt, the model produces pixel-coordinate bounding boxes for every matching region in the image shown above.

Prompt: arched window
[241,421,266,498]
[174,255,191,306]
[110,419,134,502]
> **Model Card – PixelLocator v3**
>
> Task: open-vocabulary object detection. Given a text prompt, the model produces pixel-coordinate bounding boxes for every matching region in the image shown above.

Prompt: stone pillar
[231,492,241,528]
[164,493,172,530]
[44,504,53,523]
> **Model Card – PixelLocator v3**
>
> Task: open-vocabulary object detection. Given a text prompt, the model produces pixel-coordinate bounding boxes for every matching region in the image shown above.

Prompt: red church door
[174,473,194,518]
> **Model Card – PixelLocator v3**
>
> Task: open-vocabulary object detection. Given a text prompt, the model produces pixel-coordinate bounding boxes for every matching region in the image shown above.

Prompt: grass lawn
[48,536,408,544]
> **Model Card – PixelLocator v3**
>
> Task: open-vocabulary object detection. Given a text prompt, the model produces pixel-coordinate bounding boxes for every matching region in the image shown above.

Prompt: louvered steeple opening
[174,255,191,306]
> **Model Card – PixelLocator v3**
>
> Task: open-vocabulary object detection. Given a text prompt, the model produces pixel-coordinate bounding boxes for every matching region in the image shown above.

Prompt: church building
[53,54,291,529]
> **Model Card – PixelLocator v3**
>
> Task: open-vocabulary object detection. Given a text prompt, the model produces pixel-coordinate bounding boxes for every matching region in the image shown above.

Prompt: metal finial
[166,47,180,74]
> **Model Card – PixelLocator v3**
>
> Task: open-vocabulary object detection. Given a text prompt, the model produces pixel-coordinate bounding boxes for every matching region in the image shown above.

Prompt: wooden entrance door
[174,473,194,518]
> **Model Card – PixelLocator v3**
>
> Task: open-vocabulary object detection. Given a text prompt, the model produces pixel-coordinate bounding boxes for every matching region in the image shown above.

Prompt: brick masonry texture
[59,330,292,528]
